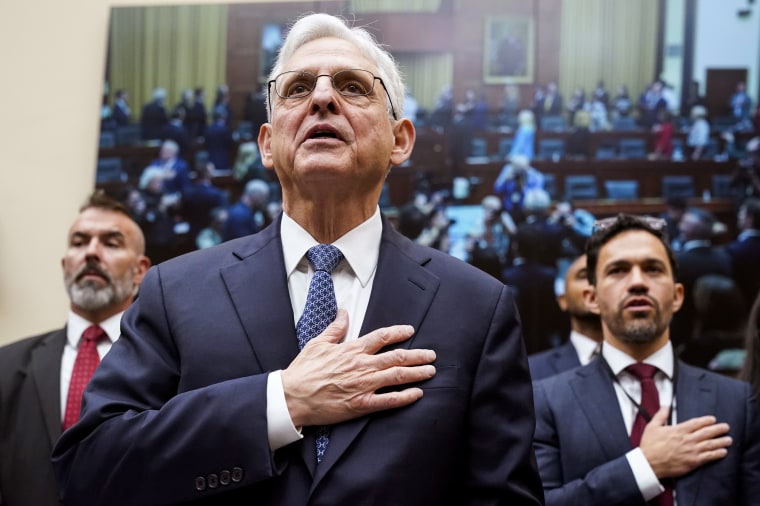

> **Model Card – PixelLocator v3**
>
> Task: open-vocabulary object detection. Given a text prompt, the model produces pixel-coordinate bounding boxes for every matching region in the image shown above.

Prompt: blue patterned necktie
[296,244,344,463]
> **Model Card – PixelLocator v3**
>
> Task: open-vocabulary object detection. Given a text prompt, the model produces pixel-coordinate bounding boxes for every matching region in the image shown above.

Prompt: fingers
[316,309,350,344]
[647,405,671,427]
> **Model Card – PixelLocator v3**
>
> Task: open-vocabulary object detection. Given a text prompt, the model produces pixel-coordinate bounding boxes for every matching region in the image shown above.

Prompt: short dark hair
[585,213,678,285]
[80,189,132,218]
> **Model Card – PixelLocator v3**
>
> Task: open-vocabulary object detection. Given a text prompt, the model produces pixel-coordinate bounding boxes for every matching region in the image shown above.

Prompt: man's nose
[628,267,647,289]
[310,75,337,113]
[84,239,102,257]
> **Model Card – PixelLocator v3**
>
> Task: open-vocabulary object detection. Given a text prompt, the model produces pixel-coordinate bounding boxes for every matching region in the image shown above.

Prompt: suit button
[220,469,231,486]
[207,473,219,489]
[194,476,206,491]
[231,466,243,483]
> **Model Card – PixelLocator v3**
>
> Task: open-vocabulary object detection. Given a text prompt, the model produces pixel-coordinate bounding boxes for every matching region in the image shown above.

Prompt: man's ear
[389,118,416,167]
[582,285,601,315]
[557,293,568,312]
[258,123,274,169]
[671,282,685,314]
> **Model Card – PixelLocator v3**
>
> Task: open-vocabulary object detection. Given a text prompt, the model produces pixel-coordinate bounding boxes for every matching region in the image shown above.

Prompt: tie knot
[306,244,343,273]
[626,362,658,380]
[82,325,107,344]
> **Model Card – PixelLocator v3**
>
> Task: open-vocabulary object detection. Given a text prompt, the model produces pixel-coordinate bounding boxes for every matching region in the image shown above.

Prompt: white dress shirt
[569,331,600,366]
[266,209,382,450]
[60,311,122,420]
[602,340,676,502]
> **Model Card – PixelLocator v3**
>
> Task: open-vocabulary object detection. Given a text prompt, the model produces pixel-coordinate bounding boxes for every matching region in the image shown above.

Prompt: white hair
[265,13,404,121]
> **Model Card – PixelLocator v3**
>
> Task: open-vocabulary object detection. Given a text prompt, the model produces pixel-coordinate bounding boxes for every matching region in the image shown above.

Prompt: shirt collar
[281,208,382,287]
[67,311,122,347]
[569,331,601,365]
[602,339,674,380]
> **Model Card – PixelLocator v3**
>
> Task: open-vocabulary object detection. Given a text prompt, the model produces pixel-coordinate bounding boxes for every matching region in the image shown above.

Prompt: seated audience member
[503,223,566,354]
[726,197,760,305]
[195,207,228,250]
[494,155,545,224]
[466,195,517,270]
[565,87,586,129]
[592,80,609,108]
[140,87,169,141]
[587,93,609,132]
[222,178,271,241]
[180,161,229,242]
[533,213,760,505]
[0,191,150,506]
[678,275,747,372]
[565,110,591,159]
[687,105,710,160]
[611,84,633,118]
[740,291,760,400]
[139,139,192,195]
[509,109,537,161]
[204,110,236,172]
[159,109,192,156]
[112,88,131,126]
[529,253,603,380]
[671,208,733,348]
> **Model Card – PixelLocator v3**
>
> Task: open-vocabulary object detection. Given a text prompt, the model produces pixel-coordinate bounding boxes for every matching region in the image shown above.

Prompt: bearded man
[531,213,760,505]
[0,190,150,506]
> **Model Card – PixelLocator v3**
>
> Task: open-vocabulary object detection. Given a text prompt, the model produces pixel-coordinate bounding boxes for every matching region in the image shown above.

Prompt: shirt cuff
[625,448,665,502]
[266,370,303,451]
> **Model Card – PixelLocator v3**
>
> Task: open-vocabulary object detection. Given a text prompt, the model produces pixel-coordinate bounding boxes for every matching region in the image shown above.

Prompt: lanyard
[598,345,678,426]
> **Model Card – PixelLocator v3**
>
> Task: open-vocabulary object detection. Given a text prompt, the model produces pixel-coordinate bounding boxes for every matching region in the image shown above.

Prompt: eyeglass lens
[275,69,376,99]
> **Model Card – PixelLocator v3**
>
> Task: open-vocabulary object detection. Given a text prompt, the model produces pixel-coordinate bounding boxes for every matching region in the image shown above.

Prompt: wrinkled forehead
[283,37,377,74]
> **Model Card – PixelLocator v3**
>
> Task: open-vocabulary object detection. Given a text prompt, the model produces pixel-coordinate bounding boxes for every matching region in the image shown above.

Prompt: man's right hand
[639,406,732,479]
[281,309,437,429]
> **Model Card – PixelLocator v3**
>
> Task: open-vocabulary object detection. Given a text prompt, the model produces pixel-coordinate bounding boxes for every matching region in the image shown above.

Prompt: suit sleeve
[51,266,280,506]
[532,380,644,505]
[740,385,760,505]
[465,285,544,505]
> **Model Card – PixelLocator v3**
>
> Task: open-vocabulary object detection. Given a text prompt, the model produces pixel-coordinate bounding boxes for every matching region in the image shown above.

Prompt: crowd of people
[3,12,760,506]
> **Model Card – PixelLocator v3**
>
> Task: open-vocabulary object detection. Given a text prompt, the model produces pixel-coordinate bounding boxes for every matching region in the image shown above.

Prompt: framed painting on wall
[483,17,534,84]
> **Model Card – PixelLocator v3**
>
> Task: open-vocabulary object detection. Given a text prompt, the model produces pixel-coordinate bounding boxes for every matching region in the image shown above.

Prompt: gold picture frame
[483,17,534,84]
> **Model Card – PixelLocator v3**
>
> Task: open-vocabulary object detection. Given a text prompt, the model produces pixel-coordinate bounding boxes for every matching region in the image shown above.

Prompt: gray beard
[66,275,133,313]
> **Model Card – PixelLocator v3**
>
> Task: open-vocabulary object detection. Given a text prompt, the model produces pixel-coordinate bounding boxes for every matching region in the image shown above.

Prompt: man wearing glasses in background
[532,213,760,505]
[53,13,543,505]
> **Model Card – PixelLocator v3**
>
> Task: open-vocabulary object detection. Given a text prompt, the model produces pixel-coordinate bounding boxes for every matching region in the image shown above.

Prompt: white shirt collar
[66,310,122,348]
[281,208,382,288]
[602,339,674,380]
[569,331,601,365]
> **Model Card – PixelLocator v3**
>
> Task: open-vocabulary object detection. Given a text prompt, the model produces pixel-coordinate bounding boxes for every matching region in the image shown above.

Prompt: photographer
[494,154,546,224]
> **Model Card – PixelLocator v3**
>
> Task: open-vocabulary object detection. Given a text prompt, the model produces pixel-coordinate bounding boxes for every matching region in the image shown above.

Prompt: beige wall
[0,0,305,345]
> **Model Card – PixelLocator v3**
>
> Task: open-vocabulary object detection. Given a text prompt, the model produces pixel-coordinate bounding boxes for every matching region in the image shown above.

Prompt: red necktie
[62,325,107,431]
[626,362,674,506]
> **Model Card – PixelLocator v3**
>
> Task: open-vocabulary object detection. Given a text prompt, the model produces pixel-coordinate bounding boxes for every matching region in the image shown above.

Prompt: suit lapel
[313,222,439,484]
[570,360,632,459]
[220,221,300,374]
[30,330,66,444]
[673,363,714,506]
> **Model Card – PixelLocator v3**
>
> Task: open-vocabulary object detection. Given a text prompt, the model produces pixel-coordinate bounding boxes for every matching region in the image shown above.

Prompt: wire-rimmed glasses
[268,68,397,119]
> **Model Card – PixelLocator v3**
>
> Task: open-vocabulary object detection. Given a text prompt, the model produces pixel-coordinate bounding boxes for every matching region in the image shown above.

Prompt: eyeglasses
[268,68,397,119]
[592,215,667,234]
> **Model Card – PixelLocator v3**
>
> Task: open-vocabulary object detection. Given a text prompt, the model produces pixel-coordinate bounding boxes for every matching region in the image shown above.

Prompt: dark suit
[140,101,168,141]
[533,358,760,505]
[0,329,66,506]
[528,341,581,380]
[52,216,543,505]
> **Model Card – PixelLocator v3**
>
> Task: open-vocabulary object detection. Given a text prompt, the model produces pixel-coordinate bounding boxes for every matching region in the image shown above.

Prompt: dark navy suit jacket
[0,329,67,506]
[528,341,581,381]
[52,216,543,506]
[533,358,760,505]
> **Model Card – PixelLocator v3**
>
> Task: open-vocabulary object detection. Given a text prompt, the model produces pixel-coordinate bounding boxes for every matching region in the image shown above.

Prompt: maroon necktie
[62,325,107,431]
[626,362,674,506]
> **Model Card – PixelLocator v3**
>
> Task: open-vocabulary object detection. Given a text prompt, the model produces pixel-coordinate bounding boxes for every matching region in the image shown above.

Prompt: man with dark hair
[726,197,760,305]
[0,191,150,505]
[529,253,603,380]
[533,213,760,505]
